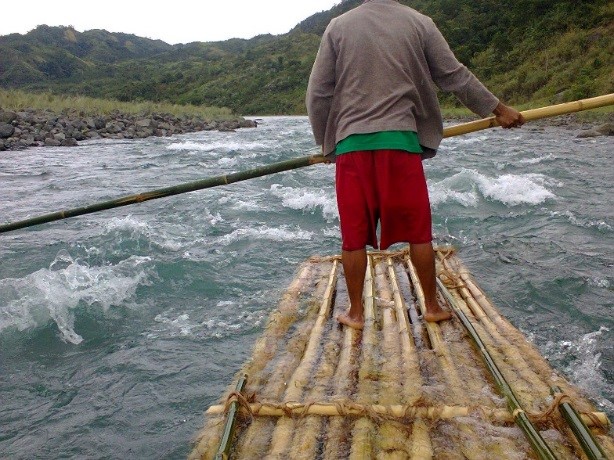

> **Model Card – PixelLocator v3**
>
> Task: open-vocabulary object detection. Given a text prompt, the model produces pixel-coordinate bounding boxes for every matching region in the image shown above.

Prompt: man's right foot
[423,307,453,323]
[336,312,364,330]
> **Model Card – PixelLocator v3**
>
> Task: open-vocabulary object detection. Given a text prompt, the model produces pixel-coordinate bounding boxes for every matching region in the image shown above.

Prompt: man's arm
[306,25,337,147]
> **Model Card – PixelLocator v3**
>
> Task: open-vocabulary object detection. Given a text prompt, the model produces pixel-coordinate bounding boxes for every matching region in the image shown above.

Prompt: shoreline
[1,109,611,152]
[0,108,257,152]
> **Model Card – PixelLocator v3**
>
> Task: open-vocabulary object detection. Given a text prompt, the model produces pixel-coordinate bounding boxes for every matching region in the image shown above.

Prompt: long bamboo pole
[2,94,612,235]
[444,93,614,137]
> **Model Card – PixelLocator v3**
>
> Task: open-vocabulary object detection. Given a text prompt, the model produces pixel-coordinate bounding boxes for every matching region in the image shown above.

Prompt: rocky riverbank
[0,109,611,152]
[0,109,257,151]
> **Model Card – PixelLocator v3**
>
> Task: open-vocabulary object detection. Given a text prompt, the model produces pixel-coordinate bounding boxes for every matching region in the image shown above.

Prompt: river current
[0,116,612,458]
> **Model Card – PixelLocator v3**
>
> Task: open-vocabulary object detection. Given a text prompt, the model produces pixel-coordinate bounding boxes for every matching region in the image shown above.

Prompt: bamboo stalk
[233,262,332,459]
[374,260,412,457]
[437,278,557,460]
[439,268,550,414]
[446,254,601,416]
[405,254,498,459]
[2,94,612,235]
[0,153,326,234]
[386,257,423,404]
[288,287,344,459]
[404,255,445,357]
[389,261,434,460]
[204,400,611,427]
[215,375,248,460]
[322,281,360,460]
[551,386,608,460]
[443,93,614,138]
[349,256,378,460]
[189,262,318,460]
[266,260,339,457]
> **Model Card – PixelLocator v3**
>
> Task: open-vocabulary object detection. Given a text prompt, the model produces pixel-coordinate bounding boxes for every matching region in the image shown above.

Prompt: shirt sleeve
[306,23,337,146]
[422,18,499,118]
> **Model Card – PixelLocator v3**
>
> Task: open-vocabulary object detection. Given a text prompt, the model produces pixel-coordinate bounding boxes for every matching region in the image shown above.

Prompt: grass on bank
[0,88,235,120]
[1,88,611,124]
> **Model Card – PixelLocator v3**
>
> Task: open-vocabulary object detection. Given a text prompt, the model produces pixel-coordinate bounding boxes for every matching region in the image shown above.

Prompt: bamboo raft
[189,246,613,460]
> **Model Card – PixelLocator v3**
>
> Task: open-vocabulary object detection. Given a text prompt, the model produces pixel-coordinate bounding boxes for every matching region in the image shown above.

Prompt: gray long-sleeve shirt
[306,0,499,160]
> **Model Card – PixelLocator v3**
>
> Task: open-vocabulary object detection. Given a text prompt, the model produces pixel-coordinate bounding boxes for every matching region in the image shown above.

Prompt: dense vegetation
[1,0,612,115]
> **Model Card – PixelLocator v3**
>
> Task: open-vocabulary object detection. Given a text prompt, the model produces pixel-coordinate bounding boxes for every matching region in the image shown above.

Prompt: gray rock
[0,111,18,123]
[136,118,158,129]
[0,123,15,138]
[595,123,614,136]
[44,138,62,147]
[62,138,79,147]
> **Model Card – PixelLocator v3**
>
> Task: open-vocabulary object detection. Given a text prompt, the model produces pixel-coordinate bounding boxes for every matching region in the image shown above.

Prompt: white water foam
[430,168,556,207]
[0,251,153,344]
[270,184,338,221]
[104,214,223,251]
[217,225,314,246]
[544,327,614,412]
[167,140,269,154]
[147,303,268,339]
[548,210,613,232]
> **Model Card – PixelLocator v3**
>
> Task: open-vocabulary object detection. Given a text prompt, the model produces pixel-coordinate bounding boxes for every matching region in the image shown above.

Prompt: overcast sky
[2,1,340,44]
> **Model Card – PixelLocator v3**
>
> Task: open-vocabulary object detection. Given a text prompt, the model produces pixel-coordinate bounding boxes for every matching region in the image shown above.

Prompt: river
[0,116,612,458]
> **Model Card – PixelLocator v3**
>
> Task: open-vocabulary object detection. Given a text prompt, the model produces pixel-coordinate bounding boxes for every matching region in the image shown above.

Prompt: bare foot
[336,312,364,330]
[423,306,453,323]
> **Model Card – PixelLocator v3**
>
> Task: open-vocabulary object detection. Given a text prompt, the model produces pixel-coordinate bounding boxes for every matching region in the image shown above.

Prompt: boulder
[62,138,79,147]
[0,111,18,123]
[0,123,15,138]
[136,118,158,129]
[44,138,62,147]
[595,123,614,136]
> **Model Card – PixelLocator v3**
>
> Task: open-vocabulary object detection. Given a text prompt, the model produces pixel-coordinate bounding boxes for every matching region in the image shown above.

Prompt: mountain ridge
[1,0,612,115]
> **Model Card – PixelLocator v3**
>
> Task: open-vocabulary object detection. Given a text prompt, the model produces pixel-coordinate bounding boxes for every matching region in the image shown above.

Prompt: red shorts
[335,150,432,251]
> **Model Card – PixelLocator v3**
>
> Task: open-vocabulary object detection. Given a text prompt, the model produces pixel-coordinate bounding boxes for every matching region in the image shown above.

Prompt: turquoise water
[0,116,612,458]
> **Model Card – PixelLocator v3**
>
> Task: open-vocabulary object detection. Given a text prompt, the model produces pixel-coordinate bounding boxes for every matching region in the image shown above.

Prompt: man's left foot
[336,312,364,330]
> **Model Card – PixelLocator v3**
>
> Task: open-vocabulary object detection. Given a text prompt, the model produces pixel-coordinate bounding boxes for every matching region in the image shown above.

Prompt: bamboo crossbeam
[2,94,612,235]
[204,401,609,427]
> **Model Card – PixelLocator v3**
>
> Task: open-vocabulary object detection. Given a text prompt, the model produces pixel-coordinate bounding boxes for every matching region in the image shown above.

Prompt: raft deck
[190,247,613,459]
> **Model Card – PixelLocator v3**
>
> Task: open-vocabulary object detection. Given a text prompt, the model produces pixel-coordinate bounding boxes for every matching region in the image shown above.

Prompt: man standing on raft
[306,0,524,330]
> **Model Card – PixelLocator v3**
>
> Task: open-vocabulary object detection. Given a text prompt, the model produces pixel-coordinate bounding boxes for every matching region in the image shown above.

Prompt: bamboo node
[512,408,525,418]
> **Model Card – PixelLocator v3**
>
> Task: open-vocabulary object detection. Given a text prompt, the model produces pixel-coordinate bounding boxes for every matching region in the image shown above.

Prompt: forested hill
[1,0,612,115]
